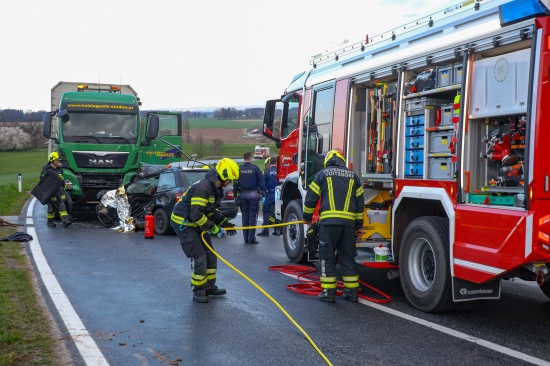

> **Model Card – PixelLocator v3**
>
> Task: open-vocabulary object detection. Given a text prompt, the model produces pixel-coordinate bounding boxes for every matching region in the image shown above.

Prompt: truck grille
[73,151,129,169]
[79,174,123,189]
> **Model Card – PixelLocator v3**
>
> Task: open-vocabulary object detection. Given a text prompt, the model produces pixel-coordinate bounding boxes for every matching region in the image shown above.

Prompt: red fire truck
[262,0,550,312]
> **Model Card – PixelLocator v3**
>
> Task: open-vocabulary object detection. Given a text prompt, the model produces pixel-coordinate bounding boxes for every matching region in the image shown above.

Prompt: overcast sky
[1,0,455,112]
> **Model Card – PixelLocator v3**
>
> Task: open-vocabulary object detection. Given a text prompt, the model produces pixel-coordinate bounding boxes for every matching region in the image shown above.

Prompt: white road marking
[279,272,550,366]
[26,198,109,366]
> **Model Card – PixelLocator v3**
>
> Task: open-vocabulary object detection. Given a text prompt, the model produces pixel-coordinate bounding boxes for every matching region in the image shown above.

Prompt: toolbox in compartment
[405,136,424,150]
[406,115,425,126]
[405,163,424,177]
[437,65,453,88]
[405,126,424,137]
[440,104,454,126]
[428,157,455,179]
[405,150,424,163]
[405,97,448,112]
[429,131,453,153]
[453,63,463,85]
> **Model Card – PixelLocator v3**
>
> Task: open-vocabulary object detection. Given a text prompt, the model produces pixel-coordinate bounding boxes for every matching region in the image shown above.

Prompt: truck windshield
[62,112,138,142]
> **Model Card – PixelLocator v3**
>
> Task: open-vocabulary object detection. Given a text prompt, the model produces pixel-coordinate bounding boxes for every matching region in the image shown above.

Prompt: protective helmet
[216,158,240,181]
[265,158,270,166]
[49,151,59,162]
[324,149,345,168]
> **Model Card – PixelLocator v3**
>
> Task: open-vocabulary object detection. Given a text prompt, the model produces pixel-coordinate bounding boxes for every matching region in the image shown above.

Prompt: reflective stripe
[343,179,353,212]
[304,206,315,215]
[171,212,198,226]
[320,211,355,220]
[208,197,215,203]
[206,268,216,281]
[191,197,208,206]
[191,273,207,286]
[356,186,364,197]
[355,212,363,220]
[327,177,335,211]
[309,182,320,196]
[196,215,208,226]
[320,276,337,289]
[343,275,359,289]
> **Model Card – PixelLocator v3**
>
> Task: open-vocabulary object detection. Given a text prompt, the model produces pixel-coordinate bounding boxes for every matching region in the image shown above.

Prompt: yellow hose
[200,221,333,366]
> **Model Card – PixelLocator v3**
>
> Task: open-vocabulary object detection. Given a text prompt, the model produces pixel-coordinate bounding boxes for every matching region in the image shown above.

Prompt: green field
[186,118,262,129]
[180,143,277,159]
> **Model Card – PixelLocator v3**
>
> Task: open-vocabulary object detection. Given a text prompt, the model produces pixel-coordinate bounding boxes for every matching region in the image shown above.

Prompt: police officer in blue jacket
[258,156,282,236]
[233,151,266,244]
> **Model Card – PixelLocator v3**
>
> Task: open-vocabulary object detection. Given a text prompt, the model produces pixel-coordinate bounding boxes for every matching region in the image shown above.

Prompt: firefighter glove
[209,224,222,236]
[221,220,237,236]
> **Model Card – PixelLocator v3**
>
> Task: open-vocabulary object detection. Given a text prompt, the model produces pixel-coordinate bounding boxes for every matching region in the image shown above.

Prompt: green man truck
[42,81,183,208]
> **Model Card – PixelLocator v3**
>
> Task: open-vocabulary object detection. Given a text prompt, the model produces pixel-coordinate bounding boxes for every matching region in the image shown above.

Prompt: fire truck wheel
[283,199,308,263]
[399,216,454,313]
[539,281,550,300]
[154,208,171,235]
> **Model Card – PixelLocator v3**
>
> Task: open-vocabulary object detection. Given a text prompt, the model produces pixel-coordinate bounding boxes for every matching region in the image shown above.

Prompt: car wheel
[283,199,307,263]
[154,208,171,235]
[399,216,454,313]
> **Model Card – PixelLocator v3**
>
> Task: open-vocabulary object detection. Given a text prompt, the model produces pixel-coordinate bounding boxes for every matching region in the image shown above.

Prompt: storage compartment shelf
[403,84,462,99]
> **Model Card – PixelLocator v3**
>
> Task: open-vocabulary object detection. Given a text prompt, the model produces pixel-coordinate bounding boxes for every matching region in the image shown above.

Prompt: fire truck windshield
[61,112,139,142]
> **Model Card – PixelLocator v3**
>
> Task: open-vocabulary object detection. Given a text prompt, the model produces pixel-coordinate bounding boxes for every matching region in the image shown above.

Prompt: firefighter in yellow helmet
[303,150,365,303]
[170,158,239,303]
[40,152,72,227]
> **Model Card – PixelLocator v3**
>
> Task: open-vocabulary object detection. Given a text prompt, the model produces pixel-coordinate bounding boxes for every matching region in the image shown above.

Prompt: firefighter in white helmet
[303,150,364,303]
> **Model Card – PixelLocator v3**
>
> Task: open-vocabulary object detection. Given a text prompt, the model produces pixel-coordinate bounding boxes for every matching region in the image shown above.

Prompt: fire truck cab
[263,0,550,312]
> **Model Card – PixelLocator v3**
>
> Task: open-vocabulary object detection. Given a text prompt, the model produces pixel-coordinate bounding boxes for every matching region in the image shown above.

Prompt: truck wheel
[539,281,550,299]
[283,199,307,263]
[154,208,171,235]
[399,216,454,313]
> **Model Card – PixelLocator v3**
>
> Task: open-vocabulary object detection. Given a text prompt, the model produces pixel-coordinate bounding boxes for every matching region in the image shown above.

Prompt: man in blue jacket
[233,152,266,244]
[258,156,282,236]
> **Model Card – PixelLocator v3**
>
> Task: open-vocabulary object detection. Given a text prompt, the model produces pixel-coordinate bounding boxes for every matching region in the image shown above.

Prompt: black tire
[399,216,454,313]
[154,208,171,235]
[539,281,550,299]
[283,199,307,263]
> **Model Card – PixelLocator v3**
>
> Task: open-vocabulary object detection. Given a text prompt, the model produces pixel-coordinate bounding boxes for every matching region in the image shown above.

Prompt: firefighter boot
[341,288,358,302]
[193,290,209,303]
[62,217,73,227]
[205,286,227,296]
[47,220,56,227]
[257,226,269,237]
[317,289,336,303]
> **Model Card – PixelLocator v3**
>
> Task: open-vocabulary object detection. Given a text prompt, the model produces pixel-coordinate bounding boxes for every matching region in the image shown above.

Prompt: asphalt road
[25,198,550,366]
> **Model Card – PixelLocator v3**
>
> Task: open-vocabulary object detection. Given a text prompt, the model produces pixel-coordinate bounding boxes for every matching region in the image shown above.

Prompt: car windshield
[179,171,206,188]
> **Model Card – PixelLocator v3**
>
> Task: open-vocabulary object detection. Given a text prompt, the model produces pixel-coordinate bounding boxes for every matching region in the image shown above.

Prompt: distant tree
[183,117,191,143]
[211,138,223,156]
[193,133,205,158]
[19,122,43,150]
[0,127,30,151]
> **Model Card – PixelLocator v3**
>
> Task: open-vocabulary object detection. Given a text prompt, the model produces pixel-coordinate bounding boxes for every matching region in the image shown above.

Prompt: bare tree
[183,117,191,143]
[211,138,223,156]
[193,133,205,158]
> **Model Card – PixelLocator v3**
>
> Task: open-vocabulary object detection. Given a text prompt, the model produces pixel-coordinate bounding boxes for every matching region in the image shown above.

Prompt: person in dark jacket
[41,151,72,227]
[303,150,364,303]
[170,158,239,303]
[233,152,266,244]
[258,156,282,236]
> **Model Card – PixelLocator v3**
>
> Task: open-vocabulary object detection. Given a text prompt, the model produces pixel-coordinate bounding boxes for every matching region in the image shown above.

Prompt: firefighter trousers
[318,224,359,296]
[170,221,218,292]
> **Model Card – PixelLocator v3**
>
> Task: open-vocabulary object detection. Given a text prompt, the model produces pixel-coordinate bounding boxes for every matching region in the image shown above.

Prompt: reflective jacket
[170,168,225,231]
[303,160,364,229]
[41,163,65,189]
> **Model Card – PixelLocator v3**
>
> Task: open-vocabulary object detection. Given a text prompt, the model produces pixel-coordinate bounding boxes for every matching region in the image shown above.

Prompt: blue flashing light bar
[500,0,550,26]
